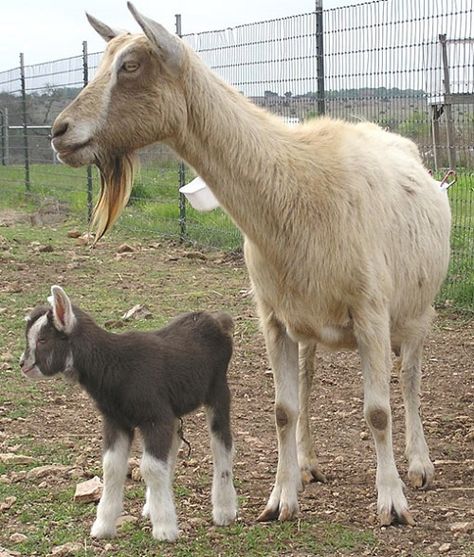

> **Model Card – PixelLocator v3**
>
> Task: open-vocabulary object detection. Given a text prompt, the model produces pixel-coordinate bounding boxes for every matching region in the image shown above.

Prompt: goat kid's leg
[297,342,326,485]
[400,334,434,489]
[258,313,301,522]
[142,419,182,519]
[355,310,414,527]
[206,386,237,526]
[91,424,133,539]
[140,422,178,542]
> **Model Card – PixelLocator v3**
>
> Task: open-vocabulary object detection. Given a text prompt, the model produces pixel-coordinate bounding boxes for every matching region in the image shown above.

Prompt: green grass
[0,162,472,310]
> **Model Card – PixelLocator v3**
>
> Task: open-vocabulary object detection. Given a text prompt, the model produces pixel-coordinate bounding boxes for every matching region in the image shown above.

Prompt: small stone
[117,243,135,254]
[103,544,113,552]
[49,542,83,556]
[131,467,142,482]
[37,244,54,253]
[450,521,474,533]
[26,464,69,480]
[9,533,27,544]
[439,543,451,553]
[360,431,369,440]
[122,304,152,321]
[0,453,35,465]
[117,514,138,527]
[0,496,16,511]
[67,230,81,238]
[74,476,102,503]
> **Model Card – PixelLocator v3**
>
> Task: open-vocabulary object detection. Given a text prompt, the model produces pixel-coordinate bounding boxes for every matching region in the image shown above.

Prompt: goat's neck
[170,54,307,250]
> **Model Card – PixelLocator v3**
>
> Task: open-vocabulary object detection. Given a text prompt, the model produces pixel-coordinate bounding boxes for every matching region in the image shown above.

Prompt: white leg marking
[140,452,178,542]
[91,433,130,539]
[206,410,237,526]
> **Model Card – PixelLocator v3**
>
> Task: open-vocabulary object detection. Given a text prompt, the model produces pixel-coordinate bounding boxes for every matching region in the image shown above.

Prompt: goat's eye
[122,61,140,73]
[37,338,47,345]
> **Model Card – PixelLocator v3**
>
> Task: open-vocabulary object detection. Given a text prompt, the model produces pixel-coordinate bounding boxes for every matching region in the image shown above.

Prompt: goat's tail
[212,312,234,336]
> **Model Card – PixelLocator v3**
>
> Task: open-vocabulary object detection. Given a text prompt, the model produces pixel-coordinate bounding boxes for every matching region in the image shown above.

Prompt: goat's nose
[51,119,70,139]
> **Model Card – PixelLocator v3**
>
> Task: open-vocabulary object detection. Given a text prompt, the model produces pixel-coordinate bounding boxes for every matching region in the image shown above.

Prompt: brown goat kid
[50,4,452,527]
[20,286,237,542]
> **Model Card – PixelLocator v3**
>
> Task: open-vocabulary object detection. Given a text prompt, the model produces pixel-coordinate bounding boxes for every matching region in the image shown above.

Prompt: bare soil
[0,227,473,556]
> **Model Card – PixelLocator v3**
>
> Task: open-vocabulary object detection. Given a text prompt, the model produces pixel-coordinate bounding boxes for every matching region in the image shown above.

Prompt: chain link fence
[0,0,473,310]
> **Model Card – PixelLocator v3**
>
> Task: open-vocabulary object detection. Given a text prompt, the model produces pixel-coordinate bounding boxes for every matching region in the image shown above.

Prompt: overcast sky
[0,0,367,69]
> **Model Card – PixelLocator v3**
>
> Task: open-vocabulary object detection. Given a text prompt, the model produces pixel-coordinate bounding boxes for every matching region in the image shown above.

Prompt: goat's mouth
[21,365,44,379]
[52,139,95,167]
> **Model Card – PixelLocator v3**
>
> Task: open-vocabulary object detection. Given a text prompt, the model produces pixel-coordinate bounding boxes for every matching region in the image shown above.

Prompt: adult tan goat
[51,3,451,527]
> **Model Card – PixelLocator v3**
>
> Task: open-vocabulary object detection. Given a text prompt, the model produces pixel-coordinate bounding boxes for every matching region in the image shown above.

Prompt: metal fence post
[439,34,456,169]
[315,0,325,116]
[19,53,31,191]
[176,13,187,242]
[82,41,94,222]
[0,107,9,166]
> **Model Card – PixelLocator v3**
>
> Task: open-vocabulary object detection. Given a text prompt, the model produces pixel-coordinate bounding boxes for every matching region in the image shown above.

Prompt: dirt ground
[0,223,473,556]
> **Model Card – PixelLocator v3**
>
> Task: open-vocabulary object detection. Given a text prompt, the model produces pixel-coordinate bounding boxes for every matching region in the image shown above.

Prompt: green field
[0,162,472,310]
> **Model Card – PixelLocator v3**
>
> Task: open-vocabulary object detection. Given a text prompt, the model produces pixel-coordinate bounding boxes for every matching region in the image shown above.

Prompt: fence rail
[0,0,473,311]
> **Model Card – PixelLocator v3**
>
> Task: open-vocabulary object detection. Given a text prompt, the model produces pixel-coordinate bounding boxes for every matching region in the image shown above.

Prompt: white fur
[91,432,131,539]
[140,453,178,542]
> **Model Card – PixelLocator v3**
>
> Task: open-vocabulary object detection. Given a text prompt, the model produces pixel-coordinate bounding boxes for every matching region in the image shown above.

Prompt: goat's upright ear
[127,2,184,75]
[86,13,121,42]
[49,286,76,334]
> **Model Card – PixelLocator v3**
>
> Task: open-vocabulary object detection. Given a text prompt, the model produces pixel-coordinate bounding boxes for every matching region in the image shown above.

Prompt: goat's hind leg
[91,421,133,539]
[206,379,237,526]
[399,320,434,489]
[297,342,326,485]
[354,307,413,526]
[140,420,179,542]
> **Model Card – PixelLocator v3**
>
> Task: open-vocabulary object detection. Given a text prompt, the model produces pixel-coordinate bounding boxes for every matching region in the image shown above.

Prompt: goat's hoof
[152,524,179,542]
[90,520,117,539]
[257,503,298,523]
[408,459,434,490]
[300,464,327,485]
[378,506,415,527]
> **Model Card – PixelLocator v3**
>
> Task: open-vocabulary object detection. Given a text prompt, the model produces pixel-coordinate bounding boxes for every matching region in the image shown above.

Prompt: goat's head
[20,286,77,380]
[51,3,188,240]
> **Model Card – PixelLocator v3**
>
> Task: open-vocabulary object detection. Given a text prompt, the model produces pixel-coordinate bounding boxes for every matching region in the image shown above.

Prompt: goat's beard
[91,153,139,244]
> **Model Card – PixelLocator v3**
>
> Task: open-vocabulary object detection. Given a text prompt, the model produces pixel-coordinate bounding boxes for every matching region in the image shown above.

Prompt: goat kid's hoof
[213,505,237,526]
[152,524,179,542]
[408,459,434,490]
[378,506,415,527]
[90,520,117,539]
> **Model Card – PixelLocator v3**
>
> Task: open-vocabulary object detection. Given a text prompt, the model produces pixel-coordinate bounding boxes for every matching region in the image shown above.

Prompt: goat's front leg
[297,342,326,485]
[258,312,301,522]
[140,420,179,542]
[91,421,133,539]
[354,308,414,526]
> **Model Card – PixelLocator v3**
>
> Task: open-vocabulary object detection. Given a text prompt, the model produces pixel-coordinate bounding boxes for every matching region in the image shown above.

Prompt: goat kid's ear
[127,2,184,75]
[49,286,76,334]
[86,12,121,42]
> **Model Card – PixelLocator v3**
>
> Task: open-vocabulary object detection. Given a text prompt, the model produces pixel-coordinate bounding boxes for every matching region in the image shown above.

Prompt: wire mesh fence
[0,0,472,311]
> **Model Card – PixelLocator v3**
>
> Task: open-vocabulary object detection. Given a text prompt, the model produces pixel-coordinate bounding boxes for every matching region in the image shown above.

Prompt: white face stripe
[27,314,48,365]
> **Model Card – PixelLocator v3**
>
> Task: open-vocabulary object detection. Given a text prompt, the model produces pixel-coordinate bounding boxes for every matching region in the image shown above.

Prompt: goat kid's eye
[122,61,140,73]
[37,338,47,345]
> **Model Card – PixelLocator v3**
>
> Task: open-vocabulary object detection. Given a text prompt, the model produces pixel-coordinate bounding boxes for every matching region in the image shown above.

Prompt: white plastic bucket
[179,176,220,212]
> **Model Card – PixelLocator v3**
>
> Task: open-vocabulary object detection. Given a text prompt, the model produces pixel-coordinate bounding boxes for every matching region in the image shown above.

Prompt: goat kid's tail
[212,312,234,336]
